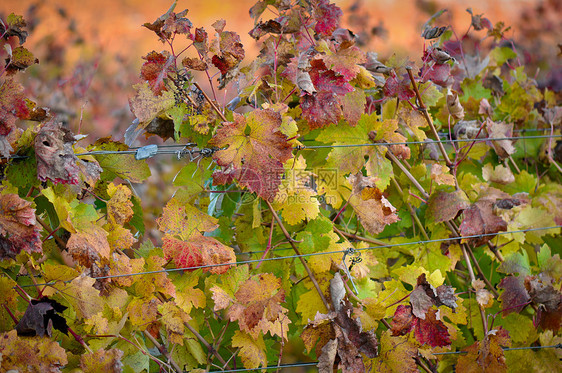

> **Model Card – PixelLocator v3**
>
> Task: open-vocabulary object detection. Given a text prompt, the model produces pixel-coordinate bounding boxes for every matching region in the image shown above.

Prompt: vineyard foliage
[1,1,562,372]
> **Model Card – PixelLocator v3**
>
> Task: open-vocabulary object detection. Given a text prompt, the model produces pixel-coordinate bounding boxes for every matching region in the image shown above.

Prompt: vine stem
[265,200,331,311]
[405,67,452,166]
[385,150,429,200]
[257,216,276,269]
[416,357,434,373]
[193,82,228,122]
[68,327,93,354]
[183,321,231,370]
[391,177,430,240]
[143,330,182,373]
[3,304,18,325]
[36,217,66,249]
[447,221,500,297]
[333,226,386,246]
[459,240,488,332]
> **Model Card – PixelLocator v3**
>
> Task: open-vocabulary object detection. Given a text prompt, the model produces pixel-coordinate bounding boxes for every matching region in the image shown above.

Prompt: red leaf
[498,276,531,316]
[391,305,415,336]
[163,235,235,274]
[391,305,451,347]
[0,77,29,138]
[383,73,415,101]
[300,92,343,129]
[211,30,245,75]
[140,51,175,95]
[313,0,343,37]
[0,193,42,259]
[309,59,353,94]
[421,63,452,87]
[413,308,451,347]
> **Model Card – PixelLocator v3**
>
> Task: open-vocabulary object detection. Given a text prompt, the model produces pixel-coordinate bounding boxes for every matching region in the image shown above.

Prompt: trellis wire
[206,344,562,373]
[17,225,560,288]
[2,134,562,160]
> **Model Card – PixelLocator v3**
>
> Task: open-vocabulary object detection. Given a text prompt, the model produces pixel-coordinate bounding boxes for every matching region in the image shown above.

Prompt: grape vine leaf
[426,190,470,223]
[315,114,400,189]
[212,273,291,340]
[34,120,81,185]
[498,275,531,316]
[129,82,175,125]
[347,174,399,235]
[273,155,320,225]
[0,193,42,259]
[67,225,110,268]
[157,197,218,240]
[0,330,68,371]
[162,235,235,274]
[524,275,562,331]
[15,297,68,337]
[456,328,511,373]
[313,0,342,37]
[143,7,192,42]
[89,139,151,183]
[459,188,512,246]
[210,26,245,77]
[0,78,29,155]
[210,109,293,200]
[371,330,418,373]
[140,50,175,95]
[80,348,124,373]
[231,330,267,369]
[1,13,29,44]
[391,305,451,347]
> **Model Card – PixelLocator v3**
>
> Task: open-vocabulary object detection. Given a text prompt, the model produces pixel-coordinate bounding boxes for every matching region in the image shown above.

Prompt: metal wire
[298,134,562,150]
[3,134,561,160]
[210,362,318,373]
[17,225,560,288]
[432,343,562,355]
[205,344,562,372]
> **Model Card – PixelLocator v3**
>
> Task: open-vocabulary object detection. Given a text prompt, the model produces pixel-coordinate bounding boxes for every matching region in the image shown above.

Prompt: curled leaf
[34,120,80,185]
[446,89,464,119]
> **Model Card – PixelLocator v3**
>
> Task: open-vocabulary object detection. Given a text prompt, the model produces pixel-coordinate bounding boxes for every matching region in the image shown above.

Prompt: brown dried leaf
[486,118,515,159]
[317,339,337,373]
[34,120,81,185]
[182,56,208,71]
[426,190,470,223]
[67,225,110,268]
[348,174,399,235]
[447,89,464,119]
[460,189,510,246]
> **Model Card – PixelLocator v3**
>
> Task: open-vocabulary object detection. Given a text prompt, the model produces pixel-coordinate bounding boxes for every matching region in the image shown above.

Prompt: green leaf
[90,139,151,183]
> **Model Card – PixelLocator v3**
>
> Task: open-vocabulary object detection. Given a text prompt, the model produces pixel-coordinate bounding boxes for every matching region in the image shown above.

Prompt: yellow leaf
[0,330,68,371]
[106,183,134,225]
[231,330,267,369]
